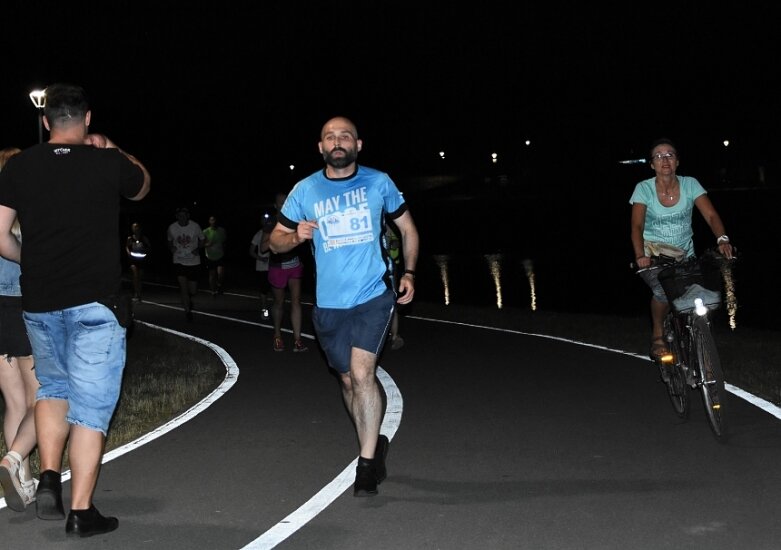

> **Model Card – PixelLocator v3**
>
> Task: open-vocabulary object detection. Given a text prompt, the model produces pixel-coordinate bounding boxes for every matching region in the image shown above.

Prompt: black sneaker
[353,458,378,497]
[36,470,65,520]
[374,434,389,484]
[65,505,119,537]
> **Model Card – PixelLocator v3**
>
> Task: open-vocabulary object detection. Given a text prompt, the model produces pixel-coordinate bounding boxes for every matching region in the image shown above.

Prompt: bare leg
[288,278,303,340]
[187,280,199,303]
[340,348,381,459]
[130,265,142,299]
[208,268,217,294]
[0,356,27,453]
[650,297,670,340]
[0,355,39,478]
[68,425,105,510]
[271,285,286,339]
[177,275,191,311]
[216,265,225,290]
[35,399,69,474]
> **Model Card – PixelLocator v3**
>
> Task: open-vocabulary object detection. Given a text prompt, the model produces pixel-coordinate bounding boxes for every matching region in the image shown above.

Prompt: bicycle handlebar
[630,245,739,273]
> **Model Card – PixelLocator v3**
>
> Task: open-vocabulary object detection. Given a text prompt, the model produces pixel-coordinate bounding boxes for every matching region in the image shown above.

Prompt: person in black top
[0,83,150,537]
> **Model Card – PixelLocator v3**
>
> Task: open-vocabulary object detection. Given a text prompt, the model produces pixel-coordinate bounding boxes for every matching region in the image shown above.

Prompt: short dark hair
[649,137,677,159]
[43,83,89,127]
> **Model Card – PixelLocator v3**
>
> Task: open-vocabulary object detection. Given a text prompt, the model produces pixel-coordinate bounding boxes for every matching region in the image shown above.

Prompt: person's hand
[397,275,415,304]
[634,256,651,269]
[84,133,116,148]
[296,220,318,243]
[718,242,734,260]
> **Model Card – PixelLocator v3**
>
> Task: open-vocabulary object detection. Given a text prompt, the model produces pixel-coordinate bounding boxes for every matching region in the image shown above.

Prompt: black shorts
[0,295,33,357]
[174,263,202,281]
[205,258,225,270]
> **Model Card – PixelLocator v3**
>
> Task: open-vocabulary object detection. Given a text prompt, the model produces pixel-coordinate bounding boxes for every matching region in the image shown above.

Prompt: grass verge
[1,322,225,495]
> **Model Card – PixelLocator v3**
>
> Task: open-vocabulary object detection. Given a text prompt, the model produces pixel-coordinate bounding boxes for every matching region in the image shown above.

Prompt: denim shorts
[312,289,395,374]
[639,268,669,303]
[23,302,127,435]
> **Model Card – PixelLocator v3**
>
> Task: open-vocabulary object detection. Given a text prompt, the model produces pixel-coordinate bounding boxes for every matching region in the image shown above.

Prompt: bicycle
[633,248,735,442]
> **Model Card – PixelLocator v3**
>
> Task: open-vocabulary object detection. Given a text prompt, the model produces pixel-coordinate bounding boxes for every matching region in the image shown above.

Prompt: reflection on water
[523,259,537,311]
[432,254,451,305]
[432,253,537,311]
[485,254,503,309]
[426,252,746,331]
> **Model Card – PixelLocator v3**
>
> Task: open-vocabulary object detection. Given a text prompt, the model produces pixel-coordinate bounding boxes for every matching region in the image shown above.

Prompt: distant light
[491,152,498,164]
[29,89,46,109]
[439,151,445,160]
[289,164,295,171]
[723,140,730,147]
[524,140,531,146]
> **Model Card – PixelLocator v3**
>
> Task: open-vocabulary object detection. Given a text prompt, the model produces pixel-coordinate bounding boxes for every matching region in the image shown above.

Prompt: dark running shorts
[174,263,202,281]
[312,289,395,374]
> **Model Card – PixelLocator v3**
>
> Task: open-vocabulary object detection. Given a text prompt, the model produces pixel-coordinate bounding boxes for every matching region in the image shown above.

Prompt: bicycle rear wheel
[691,316,728,441]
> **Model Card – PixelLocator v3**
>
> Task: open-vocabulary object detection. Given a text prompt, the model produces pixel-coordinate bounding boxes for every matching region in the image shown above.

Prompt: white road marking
[5,299,778,550]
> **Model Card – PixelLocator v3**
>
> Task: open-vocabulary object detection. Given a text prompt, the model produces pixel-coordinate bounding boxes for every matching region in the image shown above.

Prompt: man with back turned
[0,82,150,537]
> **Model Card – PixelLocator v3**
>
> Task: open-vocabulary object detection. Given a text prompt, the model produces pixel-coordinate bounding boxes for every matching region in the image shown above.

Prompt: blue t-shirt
[628,175,706,257]
[279,165,407,309]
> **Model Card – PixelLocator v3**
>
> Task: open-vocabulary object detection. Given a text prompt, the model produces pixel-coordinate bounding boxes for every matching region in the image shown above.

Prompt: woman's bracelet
[717,235,730,244]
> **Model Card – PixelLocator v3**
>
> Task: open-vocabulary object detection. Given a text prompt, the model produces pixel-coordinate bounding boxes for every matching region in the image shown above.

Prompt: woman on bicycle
[629,138,734,360]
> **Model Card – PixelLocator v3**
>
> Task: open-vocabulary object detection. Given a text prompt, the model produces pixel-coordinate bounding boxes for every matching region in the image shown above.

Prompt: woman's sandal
[0,451,28,512]
[649,337,670,361]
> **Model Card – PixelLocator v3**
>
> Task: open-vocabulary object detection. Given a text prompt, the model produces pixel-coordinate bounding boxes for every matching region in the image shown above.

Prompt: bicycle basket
[658,258,723,313]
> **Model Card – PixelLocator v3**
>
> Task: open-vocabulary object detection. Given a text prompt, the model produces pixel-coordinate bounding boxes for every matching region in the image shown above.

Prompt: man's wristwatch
[403,269,416,279]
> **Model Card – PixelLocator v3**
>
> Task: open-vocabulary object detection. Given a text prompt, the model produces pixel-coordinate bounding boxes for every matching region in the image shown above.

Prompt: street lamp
[29,89,46,143]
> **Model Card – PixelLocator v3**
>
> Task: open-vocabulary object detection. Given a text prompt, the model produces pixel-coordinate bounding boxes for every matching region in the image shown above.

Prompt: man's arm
[0,205,21,263]
[269,220,318,253]
[123,152,151,201]
[249,234,261,259]
[85,133,150,201]
[392,210,419,304]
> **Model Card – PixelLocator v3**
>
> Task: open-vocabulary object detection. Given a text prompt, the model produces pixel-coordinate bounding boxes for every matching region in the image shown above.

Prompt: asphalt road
[3,283,781,549]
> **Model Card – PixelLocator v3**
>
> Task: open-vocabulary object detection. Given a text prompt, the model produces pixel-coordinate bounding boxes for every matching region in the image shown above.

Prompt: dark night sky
[3,2,779,211]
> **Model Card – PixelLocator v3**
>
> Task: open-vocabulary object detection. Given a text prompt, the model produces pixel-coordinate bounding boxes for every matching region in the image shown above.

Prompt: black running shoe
[353,458,378,497]
[374,435,389,484]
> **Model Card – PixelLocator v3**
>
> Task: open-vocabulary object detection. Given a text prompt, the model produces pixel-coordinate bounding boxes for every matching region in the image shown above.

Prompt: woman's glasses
[651,152,677,161]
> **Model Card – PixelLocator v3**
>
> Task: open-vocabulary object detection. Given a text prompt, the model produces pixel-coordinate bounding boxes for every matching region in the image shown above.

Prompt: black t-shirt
[263,213,300,266]
[0,143,145,312]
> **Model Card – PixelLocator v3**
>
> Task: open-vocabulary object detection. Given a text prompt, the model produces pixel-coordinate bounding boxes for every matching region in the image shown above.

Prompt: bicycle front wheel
[691,316,728,441]
[666,362,690,419]
[663,316,690,418]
